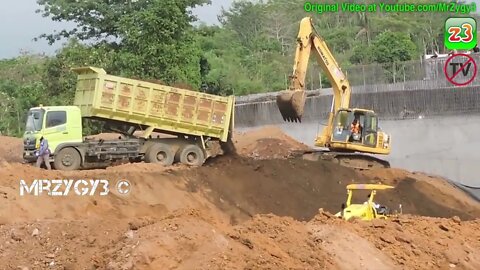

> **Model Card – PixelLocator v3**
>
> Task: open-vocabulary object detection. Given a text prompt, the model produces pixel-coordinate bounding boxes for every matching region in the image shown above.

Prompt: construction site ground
[0,126,479,270]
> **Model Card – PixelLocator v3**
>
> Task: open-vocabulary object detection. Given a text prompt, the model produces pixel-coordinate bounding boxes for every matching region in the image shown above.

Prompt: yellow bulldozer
[276,17,392,170]
[335,183,398,221]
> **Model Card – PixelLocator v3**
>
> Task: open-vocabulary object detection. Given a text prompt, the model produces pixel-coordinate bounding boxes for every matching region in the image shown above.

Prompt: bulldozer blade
[276,90,306,122]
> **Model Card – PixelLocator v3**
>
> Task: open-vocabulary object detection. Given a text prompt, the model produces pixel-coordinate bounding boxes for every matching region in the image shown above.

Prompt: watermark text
[19,179,131,196]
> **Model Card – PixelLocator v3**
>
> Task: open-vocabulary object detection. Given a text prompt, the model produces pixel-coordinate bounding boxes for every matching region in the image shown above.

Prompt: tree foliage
[36,0,209,43]
[36,0,209,88]
[1,0,479,136]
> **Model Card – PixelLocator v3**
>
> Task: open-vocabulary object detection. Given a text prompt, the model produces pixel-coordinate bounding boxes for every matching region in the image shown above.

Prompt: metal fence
[236,53,480,104]
[345,53,480,92]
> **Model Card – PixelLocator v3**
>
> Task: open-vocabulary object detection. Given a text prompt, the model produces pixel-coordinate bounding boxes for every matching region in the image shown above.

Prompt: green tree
[36,0,209,43]
[372,31,417,83]
[0,55,47,136]
[350,44,374,64]
[372,31,417,64]
[36,0,209,88]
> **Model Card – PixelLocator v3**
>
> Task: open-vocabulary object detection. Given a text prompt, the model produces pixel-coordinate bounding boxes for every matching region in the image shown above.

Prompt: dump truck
[23,67,235,170]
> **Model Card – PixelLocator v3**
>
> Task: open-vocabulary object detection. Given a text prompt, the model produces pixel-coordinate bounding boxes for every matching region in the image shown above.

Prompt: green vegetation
[0,0,477,136]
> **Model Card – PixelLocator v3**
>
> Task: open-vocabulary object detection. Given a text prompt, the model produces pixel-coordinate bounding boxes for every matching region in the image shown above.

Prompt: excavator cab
[331,109,379,147]
[320,108,391,156]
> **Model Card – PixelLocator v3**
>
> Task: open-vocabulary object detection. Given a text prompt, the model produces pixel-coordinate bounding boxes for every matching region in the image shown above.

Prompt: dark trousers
[36,154,51,170]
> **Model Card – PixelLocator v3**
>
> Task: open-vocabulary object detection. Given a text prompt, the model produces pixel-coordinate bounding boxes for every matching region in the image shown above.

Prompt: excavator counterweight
[276,90,306,122]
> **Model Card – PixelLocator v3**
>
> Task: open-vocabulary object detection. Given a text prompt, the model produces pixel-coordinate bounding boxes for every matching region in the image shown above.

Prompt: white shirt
[364,201,380,208]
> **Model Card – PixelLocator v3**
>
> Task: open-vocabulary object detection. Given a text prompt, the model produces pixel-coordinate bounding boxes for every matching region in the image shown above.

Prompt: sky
[0,0,234,59]
[0,0,478,59]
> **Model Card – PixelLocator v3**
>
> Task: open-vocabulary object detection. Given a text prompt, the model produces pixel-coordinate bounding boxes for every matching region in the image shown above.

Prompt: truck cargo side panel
[73,67,234,142]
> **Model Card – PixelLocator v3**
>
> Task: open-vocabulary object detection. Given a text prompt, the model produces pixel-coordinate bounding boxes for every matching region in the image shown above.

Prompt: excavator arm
[276,17,351,122]
[275,17,392,170]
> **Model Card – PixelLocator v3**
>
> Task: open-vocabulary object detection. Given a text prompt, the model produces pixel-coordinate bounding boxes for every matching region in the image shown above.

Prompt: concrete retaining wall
[233,85,480,188]
[234,85,480,127]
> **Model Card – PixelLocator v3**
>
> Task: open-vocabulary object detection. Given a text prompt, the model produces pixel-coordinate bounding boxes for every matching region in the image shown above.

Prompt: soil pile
[0,127,479,269]
[194,156,480,222]
[233,126,310,159]
[349,215,480,269]
[0,135,23,163]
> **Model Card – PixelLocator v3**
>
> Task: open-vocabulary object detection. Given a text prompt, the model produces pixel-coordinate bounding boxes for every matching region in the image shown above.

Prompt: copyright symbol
[116,179,131,195]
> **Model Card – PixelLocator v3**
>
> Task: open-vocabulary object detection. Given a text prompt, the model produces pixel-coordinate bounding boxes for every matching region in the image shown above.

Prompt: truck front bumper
[23,150,55,163]
[23,150,37,163]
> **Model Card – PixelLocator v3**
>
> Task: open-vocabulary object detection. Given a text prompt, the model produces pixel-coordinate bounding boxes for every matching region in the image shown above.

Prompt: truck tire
[54,147,81,171]
[145,143,174,166]
[179,144,205,166]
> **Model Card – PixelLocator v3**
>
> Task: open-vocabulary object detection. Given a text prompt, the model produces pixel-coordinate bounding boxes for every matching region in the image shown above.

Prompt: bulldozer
[335,183,397,221]
[276,17,391,170]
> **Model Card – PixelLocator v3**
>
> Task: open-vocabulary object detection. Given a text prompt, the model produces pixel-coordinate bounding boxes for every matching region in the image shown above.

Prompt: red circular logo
[443,53,477,86]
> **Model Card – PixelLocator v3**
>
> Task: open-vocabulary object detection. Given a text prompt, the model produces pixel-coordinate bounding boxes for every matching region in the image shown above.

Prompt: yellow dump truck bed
[72,67,234,142]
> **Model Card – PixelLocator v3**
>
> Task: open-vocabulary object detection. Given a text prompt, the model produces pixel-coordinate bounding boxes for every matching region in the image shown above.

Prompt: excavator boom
[276,17,392,170]
[277,17,351,122]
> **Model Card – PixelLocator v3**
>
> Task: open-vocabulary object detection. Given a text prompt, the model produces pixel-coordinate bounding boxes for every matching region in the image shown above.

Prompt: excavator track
[291,150,390,170]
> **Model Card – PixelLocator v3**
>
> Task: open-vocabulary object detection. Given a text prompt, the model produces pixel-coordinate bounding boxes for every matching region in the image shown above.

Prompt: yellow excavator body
[276,17,392,169]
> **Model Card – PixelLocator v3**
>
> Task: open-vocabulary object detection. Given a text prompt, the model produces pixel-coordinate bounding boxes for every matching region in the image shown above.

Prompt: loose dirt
[233,126,310,159]
[0,135,23,163]
[0,126,478,269]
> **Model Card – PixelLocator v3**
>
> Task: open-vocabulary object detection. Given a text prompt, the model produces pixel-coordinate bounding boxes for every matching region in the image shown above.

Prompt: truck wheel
[179,144,205,166]
[54,147,81,171]
[145,143,174,166]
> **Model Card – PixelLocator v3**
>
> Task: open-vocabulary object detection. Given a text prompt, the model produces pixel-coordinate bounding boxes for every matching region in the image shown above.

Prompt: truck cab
[23,105,83,162]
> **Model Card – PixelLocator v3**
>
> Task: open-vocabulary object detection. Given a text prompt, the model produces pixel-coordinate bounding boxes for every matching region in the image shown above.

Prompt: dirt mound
[216,214,336,269]
[0,135,23,163]
[193,156,366,223]
[192,156,480,222]
[306,220,398,269]
[360,169,480,219]
[349,215,480,269]
[233,126,310,159]
[306,211,480,270]
[0,126,479,269]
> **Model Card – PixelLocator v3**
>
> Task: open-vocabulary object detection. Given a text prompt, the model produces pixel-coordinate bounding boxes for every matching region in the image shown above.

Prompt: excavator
[276,17,391,170]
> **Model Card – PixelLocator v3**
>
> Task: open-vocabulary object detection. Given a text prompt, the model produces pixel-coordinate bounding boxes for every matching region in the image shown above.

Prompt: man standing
[36,136,51,170]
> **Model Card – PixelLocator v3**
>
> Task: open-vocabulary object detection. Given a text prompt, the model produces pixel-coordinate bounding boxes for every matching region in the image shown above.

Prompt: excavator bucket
[276,90,306,122]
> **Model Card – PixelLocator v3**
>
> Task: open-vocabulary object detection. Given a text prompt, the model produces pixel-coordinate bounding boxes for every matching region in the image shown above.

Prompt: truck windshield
[25,109,44,132]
